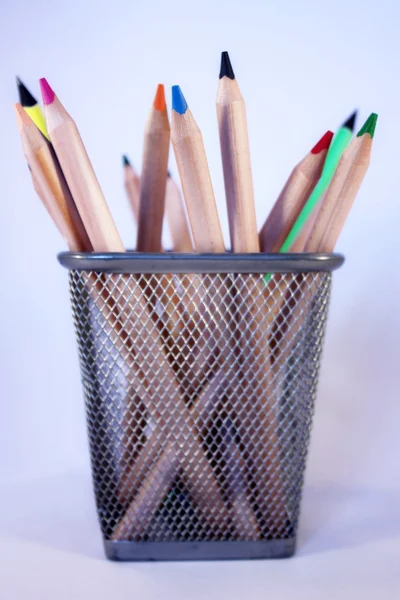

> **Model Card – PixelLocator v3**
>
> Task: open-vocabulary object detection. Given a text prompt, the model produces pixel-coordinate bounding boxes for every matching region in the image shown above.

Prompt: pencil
[278,110,357,253]
[39,77,123,252]
[137,84,170,252]
[170,84,261,532]
[217,51,259,252]
[259,130,334,252]
[123,155,140,222]
[14,103,91,252]
[17,77,49,139]
[306,113,377,252]
[165,171,194,252]
[171,85,225,252]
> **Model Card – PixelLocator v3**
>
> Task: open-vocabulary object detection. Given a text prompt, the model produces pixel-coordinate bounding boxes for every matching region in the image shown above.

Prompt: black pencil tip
[342,110,358,132]
[16,77,37,107]
[219,51,235,80]
[167,170,172,178]
[122,154,130,167]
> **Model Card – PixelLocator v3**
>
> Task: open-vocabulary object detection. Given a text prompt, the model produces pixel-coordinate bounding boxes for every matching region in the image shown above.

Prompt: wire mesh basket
[58,252,344,561]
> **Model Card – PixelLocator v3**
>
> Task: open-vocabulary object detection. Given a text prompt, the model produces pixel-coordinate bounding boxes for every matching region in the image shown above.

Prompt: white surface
[1,0,400,597]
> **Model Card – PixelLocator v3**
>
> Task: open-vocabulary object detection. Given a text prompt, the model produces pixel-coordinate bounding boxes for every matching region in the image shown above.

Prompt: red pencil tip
[153,84,166,111]
[39,78,55,106]
[311,130,334,154]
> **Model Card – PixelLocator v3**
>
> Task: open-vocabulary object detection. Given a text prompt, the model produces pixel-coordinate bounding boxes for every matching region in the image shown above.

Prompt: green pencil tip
[357,113,378,139]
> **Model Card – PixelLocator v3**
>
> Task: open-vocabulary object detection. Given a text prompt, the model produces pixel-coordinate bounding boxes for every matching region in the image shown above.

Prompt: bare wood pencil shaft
[306,137,372,252]
[124,164,140,221]
[137,108,170,252]
[171,108,225,252]
[165,175,194,252]
[259,150,327,252]
[217,77,259,252]
[44,96,122,252]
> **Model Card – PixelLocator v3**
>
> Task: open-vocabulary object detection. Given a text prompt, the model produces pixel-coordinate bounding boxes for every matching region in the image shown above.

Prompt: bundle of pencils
[15,53,377,540]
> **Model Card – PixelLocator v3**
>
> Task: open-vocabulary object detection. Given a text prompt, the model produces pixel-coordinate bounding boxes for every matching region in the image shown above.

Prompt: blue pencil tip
[172,85,188,114]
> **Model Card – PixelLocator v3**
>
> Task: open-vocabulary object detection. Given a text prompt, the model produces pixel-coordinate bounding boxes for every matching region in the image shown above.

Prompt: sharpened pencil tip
[122,154,131,167]
[167,170,172,178]
[16,77,37,108]
[39,78,55,106]
[357,113,378,139]
[14,102,31,131]
[342,110,357,132]
[153,84,166,111]
[172,85,188,115]
[311,130,334,154]
[219,51,235,80]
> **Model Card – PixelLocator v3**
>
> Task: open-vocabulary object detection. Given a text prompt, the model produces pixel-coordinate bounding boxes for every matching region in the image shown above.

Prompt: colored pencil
[165,171,194,252]
[15,103,91,252]
[217,51,259,252]
[17,77,49,139]
[278,110,357,253]
[137,84,170,252]
[171,85,225,252]
[122,155,140,222]
[306,113,377,252]
[39,77,123,252]
[259,130,334,252]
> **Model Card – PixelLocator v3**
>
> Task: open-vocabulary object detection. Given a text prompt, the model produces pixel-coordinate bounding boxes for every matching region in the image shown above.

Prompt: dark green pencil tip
[219,51,235,80]
[342,110,357,132]
[357,113,378,139]
[122,154,130,167]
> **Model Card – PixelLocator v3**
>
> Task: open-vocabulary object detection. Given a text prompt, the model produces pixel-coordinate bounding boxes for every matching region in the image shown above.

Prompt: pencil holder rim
[57,251,344,274]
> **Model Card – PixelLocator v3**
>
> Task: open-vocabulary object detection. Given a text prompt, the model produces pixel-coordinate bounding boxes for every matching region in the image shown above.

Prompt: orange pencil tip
[153,84,166,111]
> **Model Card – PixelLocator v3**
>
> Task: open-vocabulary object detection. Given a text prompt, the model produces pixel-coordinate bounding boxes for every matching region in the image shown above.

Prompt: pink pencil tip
[39,78,55,105]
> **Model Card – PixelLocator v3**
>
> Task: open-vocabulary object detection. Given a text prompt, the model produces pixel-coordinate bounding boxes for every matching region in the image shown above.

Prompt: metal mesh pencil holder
[58,252,344,561]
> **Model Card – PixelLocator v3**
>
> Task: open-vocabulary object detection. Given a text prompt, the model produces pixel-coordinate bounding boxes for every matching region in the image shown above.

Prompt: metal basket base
[104,538,296,561]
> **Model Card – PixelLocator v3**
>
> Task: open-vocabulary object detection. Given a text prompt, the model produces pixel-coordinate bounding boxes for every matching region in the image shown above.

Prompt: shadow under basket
[58,252,344,561]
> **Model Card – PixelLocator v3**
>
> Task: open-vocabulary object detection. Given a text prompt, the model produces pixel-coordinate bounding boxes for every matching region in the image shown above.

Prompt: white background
[0,0,399,597]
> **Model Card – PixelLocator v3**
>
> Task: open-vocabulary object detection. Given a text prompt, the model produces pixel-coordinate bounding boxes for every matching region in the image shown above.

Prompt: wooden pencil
[170,84,260,533]
[259,130,334,252]
[216,51,259,252]
[137,84,170,252]
[306,113,377,253]
[122,155,140,222]
[171,85,225,252]
[165,171,194,252]
[39,77,123,252]
[15,103,91,252]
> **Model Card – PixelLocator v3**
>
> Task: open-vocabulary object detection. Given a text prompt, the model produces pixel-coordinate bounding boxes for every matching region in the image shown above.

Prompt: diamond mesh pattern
[68,270,332,543]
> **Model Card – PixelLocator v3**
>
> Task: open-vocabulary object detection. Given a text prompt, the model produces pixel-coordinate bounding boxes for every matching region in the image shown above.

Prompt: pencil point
[357,113,378,139]
[167,170,172,178]
[219,51,235,80]
[122,154,131,167]
[342,110,357,132]
[14,102,30,130]
[153,84,166,111]
[39,78,55,106]
[311,130,334,154]
[16,77,37,107]
[172,85,188,115]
